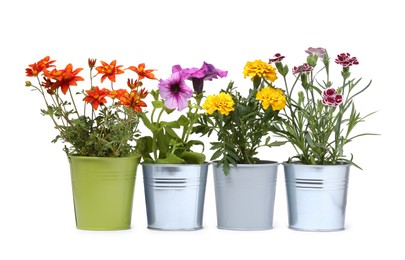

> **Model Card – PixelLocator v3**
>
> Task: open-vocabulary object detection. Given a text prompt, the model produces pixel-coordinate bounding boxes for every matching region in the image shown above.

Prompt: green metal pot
[68,155,140,230]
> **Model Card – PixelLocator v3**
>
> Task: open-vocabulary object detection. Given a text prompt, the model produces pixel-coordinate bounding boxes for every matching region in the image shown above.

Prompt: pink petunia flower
[172,62,227,94]
[158,72,193,111]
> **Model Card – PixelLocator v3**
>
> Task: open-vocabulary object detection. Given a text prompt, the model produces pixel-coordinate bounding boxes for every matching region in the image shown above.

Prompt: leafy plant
[137,62,227,164]
[25,57,155,157]
[270,47,377,168]
[194,60,286,174]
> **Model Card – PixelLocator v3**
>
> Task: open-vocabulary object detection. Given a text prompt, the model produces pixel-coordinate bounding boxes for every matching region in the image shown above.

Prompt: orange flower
[127,78,141,89]
[41,77,60,94]
[116,89,148,112]
[110,89,127,99]
[83,86,111,110]
[138,88,149,98]
[45,64,84,94]
[126,63,157,80]
[25,56,55,77]
[95,60,124,83]
[44,68,62,80]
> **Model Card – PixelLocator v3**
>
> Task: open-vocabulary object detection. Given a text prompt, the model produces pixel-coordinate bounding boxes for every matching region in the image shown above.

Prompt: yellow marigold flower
[202,95,217,115]
[243,60,278,82]
[256,86,286,111]
[202,92,235,116]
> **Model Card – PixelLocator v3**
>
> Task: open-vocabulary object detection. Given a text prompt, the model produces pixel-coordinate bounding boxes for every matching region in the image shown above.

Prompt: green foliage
[61,106,139,157]
[26,58,148,158]
[194,81,286,175]
[272,49,378,168]
[37,92,141,157]
[137,90,206,164]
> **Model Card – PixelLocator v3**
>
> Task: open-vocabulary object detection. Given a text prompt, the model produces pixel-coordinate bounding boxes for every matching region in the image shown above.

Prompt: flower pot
[142,163,208,230]
[68,155,140,230]
[213,161,278,230]
[283,162,350,231]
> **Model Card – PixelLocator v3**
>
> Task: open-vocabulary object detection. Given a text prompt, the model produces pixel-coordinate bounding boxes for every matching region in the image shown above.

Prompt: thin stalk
[152,107,165,161]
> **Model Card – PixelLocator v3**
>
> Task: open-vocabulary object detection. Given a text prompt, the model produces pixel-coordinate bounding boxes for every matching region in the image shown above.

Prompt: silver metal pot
[213,161,278,230]
[142,163,208,230]
[283,162,350,231]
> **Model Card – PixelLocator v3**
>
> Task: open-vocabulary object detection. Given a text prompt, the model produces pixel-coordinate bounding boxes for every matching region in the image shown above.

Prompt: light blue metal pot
[283,163,350,231]
[142,163,208,231]
[213,161,278,230]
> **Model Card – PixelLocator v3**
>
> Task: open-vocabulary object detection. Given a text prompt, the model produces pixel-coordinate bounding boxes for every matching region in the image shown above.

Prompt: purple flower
[172,62,227,94]
[305,47,326,58]
[335,53,359,67]
[158,72,193,111]
[292,63,313,74]
[269,53,285,64]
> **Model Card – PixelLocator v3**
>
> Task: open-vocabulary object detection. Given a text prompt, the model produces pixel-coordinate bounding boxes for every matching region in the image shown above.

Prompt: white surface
[0,0,402,259]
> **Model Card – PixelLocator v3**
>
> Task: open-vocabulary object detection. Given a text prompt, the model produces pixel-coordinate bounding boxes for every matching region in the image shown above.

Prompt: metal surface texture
[142,163,208,231]
[213,161,278,230]
[283,163,350,231]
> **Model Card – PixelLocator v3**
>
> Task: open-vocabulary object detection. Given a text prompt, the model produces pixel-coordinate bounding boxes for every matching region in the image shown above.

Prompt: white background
[0,0,402,259]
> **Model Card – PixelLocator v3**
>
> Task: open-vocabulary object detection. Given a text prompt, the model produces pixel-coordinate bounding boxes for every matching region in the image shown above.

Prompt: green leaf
[164,126,180,139]
[152,100,164,108]
[156,129,169,157]
[150,89,159,100]
[164,107,175,114]
[143,158,155,164]
[282,65,289,76]
[305,132,314,146]
[210,142,223,150]
[253,76,261,89]
[186,140,205,151]
[268,141,287,147]
[210,149,223,161]
[226,149,239,161]
[161,121,180,128]
[156,153,186,164]
[177,115,189,126]
[180,151,206,164]
[139,113,157,132]
[223,161,230,176]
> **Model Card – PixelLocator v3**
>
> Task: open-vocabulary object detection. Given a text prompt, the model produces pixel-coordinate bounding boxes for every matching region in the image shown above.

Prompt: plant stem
[152,107,165,162]
[68,88,80,118]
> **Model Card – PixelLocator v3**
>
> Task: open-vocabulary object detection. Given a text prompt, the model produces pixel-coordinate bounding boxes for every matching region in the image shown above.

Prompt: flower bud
[88,58,97,69]
[307,55,318,67]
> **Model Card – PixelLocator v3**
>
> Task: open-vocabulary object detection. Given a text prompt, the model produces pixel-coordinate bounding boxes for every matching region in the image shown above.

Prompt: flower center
[171,83,180,94]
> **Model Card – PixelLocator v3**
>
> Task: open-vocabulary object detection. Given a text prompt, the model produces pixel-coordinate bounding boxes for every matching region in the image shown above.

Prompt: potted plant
[25,57,156,230]
[137,62,227,230]
[269,47,377,231]
[194,60,286,230]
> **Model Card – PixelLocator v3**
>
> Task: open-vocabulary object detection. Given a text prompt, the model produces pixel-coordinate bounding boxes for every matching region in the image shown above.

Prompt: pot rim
[68,154,141,160]
[141,162,210,166]
[282,161,351,167]
[212,160,279,167]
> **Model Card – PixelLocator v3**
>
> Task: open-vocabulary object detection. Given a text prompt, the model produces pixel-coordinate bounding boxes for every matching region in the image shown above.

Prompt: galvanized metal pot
[213,161,278,230]
[142,163,208,230]
[283,162,350,231]
[69,155,140,230]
